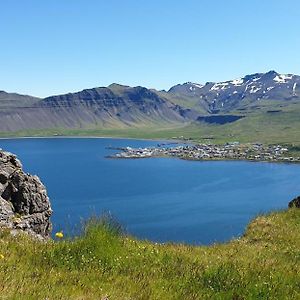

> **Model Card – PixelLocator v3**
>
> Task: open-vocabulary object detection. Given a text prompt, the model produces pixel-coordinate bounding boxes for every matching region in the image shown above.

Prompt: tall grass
[1,209,300,299]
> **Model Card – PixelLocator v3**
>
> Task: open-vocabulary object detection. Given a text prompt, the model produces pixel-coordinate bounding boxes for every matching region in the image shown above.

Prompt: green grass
[1,208,300,299]
[0,102,299,141]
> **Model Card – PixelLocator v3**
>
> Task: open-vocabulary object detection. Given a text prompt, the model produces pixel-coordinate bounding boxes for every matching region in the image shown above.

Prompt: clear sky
[1,0,300,97]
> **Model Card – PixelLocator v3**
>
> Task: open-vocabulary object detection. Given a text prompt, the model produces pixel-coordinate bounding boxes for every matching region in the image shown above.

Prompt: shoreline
[109,143,300,164]
[1,136,299,165]
[109,154,300,165]
[0,135,180,143]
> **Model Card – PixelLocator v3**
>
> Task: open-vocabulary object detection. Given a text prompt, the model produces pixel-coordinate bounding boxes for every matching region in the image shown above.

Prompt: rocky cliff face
[0,150,52,238]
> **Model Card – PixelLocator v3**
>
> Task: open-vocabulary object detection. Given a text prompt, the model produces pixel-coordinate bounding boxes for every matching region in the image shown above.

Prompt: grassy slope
[2,105,299,146]
[0,92,299,144]
[156,91,209,114]
[1,101,300,299]
[0,97,299,149]
[1,208,300,299]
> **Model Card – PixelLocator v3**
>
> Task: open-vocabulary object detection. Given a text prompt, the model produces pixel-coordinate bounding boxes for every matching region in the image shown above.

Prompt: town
[108,143,300,163]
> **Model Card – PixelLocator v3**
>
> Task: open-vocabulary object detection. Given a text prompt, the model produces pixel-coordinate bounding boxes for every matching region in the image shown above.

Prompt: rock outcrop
[288,196,300,208]
[0,150,52,238]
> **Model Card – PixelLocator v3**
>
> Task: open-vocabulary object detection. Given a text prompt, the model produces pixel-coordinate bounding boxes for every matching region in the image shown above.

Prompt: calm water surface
[1,138,300,245]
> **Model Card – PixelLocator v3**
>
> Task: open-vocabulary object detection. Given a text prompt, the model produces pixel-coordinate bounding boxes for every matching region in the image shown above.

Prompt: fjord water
[1,138,300,245]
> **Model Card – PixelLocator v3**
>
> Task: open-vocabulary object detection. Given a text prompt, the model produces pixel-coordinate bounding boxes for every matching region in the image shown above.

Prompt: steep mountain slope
[0,91,40,108]
[167,71,300,113]
[156,86,210,114]
[0,71,299,133]
[0,85,199,131]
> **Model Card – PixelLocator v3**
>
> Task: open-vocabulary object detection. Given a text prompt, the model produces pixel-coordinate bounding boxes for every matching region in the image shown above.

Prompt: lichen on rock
[0,150,52,239]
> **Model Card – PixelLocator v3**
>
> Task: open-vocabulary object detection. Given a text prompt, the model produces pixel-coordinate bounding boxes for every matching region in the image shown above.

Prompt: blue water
[1,138,300,245]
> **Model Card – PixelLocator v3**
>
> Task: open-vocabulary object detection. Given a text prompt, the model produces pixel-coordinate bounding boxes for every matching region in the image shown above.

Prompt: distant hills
[0,71,299,132]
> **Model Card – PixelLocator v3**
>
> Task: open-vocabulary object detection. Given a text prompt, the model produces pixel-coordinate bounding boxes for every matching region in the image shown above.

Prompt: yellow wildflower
[55,231,64,239]
[0,254,4,260]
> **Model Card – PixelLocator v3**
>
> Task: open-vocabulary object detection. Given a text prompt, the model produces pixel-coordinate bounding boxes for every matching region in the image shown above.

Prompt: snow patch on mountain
[211,82,230,91]
[167,71,300,113]
[185,82,204,90]
[231,78,244,86]
[191,83,204,89]
[274,74,293,83]
[249,86,261,94]
[293,83,297,95]
[252,76,261,82]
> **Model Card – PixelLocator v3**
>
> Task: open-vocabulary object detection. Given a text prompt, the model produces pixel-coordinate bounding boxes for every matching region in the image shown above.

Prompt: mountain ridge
[0,70,299,132]
[0,84,198,131]
[166,70,300,113]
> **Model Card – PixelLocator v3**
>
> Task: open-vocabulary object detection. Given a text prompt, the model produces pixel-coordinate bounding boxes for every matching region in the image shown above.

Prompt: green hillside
[2,101,299,149]
[1,207,300,299]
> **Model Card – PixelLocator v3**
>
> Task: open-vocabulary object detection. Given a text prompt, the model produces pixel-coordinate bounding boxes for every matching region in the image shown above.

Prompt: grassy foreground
[1,209,300,299]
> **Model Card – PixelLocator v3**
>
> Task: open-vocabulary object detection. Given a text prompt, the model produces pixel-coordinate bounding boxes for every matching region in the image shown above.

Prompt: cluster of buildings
[110,143,300,163]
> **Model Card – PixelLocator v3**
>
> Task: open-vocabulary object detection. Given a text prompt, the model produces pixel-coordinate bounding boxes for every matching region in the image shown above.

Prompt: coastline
[0,135,180,143]
[1,136,299,165]
[109,154,300,165]
[108,143,300,164]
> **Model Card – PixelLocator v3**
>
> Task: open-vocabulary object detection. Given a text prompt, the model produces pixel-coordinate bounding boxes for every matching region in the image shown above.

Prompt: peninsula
[109,142,300,163]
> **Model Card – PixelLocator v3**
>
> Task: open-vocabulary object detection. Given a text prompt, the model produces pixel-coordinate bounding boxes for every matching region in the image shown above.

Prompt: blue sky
[1,0,300,97]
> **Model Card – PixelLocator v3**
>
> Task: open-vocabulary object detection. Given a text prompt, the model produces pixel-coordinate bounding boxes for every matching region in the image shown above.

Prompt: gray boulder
[0,150,52,238]
[288,196,300,208]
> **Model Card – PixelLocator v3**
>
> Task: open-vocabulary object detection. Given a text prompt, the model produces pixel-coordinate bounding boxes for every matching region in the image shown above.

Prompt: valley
[1,70,300,155]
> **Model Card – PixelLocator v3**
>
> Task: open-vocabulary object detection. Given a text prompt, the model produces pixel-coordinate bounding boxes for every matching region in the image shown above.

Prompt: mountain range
[0,70,299,132]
